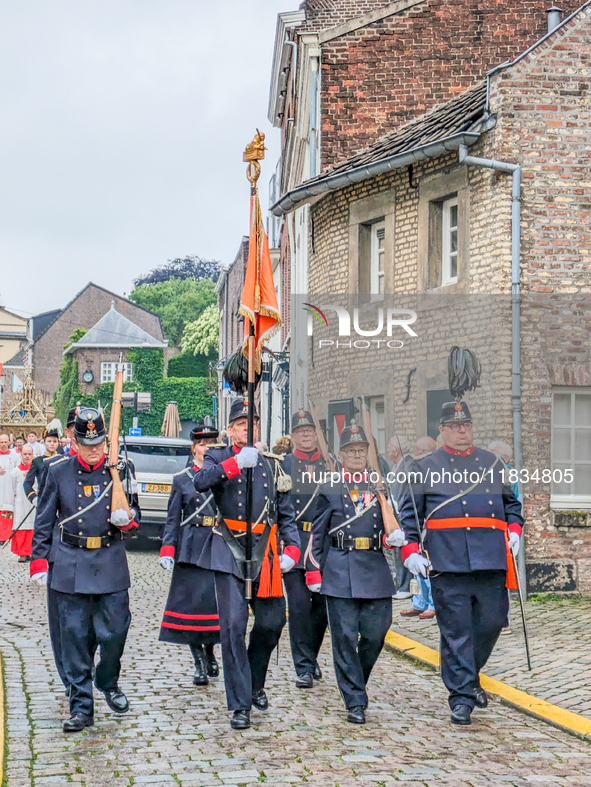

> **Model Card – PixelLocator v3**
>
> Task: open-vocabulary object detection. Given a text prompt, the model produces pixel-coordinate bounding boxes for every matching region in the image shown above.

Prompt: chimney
[546,5,562,33]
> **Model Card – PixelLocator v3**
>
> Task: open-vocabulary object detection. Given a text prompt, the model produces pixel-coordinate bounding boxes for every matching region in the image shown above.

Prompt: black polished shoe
[450,704,472,725]
[252,688,269,710]
[230,710,251,730]
[63,713,94,733]
[295,673,314,689]
[99,687,129,714]
[204,645,219,678]
[313,663,322,680]
[192,648,209,686]
[347,706,366,725]
[474,687,488,709]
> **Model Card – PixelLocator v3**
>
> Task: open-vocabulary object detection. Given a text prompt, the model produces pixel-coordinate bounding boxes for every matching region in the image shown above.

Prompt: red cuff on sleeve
[30,559,48,577]
[306,570,322,586]
[160,545,175,558]
[221,456,241,479]
[119,519,139,532]
[283,545,300,563]
[508,523,522,536]
[400,542,420,562]
[382,533,393,550]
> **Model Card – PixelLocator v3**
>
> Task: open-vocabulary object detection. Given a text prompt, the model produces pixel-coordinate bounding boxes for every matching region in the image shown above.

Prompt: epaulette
[263,452,284,462]
[49,455,69,467]
[207,442,228,449]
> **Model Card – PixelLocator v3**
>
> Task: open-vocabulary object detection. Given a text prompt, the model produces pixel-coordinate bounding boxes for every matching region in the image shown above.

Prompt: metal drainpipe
[458,144,526,593]
[309,56,319,178]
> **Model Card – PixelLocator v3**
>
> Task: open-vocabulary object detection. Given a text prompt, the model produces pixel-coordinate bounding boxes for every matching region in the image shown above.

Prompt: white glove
[235,446,259,469]
[404,552,429,578]
[31,572,48,586]
[32,496,38,507]
[110,509,132,527]
[508,532,520,556]
[279,554,296,573]
[159,556,174,570]
[308,583,322,593]
[385,530,408,548]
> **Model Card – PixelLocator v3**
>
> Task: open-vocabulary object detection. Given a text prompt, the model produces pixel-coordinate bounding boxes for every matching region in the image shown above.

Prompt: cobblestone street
[2,548,591,787]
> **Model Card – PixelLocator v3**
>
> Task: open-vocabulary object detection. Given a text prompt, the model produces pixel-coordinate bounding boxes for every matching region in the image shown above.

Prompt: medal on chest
[349,487,371,515]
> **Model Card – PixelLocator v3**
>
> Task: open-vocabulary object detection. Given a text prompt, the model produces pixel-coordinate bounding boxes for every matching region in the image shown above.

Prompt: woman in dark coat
[158,422,221,685]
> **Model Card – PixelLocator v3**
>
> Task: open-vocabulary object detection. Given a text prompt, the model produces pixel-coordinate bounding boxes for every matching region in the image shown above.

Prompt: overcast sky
[0,0,290,317]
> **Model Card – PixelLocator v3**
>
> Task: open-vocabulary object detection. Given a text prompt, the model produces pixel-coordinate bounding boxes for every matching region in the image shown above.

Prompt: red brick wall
[318,0,581,170]
[32,284,164,396]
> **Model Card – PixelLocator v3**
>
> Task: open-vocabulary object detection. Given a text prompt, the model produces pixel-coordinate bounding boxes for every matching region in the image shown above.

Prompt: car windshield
[122,444,191,475]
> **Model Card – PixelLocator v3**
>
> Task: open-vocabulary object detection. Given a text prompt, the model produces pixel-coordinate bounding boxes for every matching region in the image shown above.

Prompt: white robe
[11,465,35,530]
[0,453,15,513]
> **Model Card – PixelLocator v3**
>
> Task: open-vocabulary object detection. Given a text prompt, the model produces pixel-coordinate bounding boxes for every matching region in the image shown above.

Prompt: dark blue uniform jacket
[31,454,140,594]
[306,481,396,599]
[283,449,327,570]
[194,444,300,579]
[398,446,524,573]
[160,465,217,566]
[24,452,64,502]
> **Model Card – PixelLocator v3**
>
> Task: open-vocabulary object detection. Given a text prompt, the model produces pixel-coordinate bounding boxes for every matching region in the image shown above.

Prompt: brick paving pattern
[393,593,591,718]
[2,548,591,787]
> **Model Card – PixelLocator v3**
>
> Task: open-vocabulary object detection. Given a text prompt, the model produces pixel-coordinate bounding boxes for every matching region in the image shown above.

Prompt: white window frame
[441,196,458,286]
[550,386,591,510]
[370,396,386,457]
[370,221,386,299]
[100,362,133,384]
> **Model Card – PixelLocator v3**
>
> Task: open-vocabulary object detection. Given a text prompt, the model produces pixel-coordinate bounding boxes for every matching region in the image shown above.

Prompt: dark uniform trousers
[214,571,286,711]
[283,569,327,675]
[430,570,508,710]
[57,589,131,717]
[47,566,68,688]
[326,596,392,710]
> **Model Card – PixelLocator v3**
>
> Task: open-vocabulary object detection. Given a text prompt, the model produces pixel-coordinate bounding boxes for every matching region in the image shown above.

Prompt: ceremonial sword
[2,506,35,548]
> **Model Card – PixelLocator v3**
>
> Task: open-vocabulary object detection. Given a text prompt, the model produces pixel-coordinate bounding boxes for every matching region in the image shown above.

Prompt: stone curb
[384,630,591,743]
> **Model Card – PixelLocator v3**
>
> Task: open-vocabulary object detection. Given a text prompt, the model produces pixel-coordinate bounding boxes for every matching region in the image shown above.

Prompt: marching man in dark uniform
[30,408,140,733]
[306,423,402,725]
[194,397,300,730]
[283,410,328,688]
[398,401,524,726]
[24,421,63,506]
[158,420,221,685]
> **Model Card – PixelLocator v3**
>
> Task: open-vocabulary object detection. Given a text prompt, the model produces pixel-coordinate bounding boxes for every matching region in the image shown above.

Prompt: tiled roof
[64,302,167,355]
[309,81,487,183]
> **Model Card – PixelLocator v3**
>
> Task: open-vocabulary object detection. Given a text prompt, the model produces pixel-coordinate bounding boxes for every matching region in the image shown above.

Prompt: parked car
[119,436,192,540]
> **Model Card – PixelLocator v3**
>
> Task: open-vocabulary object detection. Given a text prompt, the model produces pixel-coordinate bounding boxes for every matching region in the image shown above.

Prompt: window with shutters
[551,388,591,509]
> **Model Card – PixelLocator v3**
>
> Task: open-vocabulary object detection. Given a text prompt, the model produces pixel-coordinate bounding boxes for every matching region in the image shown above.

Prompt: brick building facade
[30,283,165,396]
[271,2,591,592]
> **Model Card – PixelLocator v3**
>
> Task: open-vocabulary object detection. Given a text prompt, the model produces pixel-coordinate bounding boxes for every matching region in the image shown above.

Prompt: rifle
[308,398,335,473]
[107,362,132,520]
[360,396,400,536]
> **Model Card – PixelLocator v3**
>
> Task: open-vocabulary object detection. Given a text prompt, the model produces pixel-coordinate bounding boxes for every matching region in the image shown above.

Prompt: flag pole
[243,141,264,601]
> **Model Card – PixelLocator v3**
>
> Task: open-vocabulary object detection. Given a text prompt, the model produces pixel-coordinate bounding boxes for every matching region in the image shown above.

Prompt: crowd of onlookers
[0,431,72,562]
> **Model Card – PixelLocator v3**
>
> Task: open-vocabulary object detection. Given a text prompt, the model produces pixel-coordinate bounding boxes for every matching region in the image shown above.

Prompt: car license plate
[143,483,172,494]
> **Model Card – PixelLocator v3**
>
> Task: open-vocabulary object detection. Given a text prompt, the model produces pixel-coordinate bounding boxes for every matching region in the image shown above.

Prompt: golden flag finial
[244,130,266,186]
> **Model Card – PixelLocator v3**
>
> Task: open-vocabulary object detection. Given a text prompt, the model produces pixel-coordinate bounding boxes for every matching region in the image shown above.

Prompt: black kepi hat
[228,396,259,424]
[74,407,107,446]
[190,416,219,441]
[291,410,315,432]
[339,421,369,450]
[66,405,79,427]
[440,400,472,425]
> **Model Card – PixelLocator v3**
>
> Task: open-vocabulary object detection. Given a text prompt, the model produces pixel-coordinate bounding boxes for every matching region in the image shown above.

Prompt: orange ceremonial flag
[239,192,281,372]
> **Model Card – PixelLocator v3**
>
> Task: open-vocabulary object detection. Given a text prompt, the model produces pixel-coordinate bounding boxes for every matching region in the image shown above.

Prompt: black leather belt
[330,536,379,551]
[61,531,123,549]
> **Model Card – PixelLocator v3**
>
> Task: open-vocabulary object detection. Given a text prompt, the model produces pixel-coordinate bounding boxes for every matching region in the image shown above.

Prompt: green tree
[182,304,219,356]
[129,278,216,347]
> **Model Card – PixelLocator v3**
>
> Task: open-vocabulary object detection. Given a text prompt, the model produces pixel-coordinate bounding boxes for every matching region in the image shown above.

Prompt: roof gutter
[270,131,481,216]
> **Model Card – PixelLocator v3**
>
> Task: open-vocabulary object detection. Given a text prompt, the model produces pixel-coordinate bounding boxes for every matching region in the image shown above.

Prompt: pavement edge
[384,630,591,742]
[0,650,5,787]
